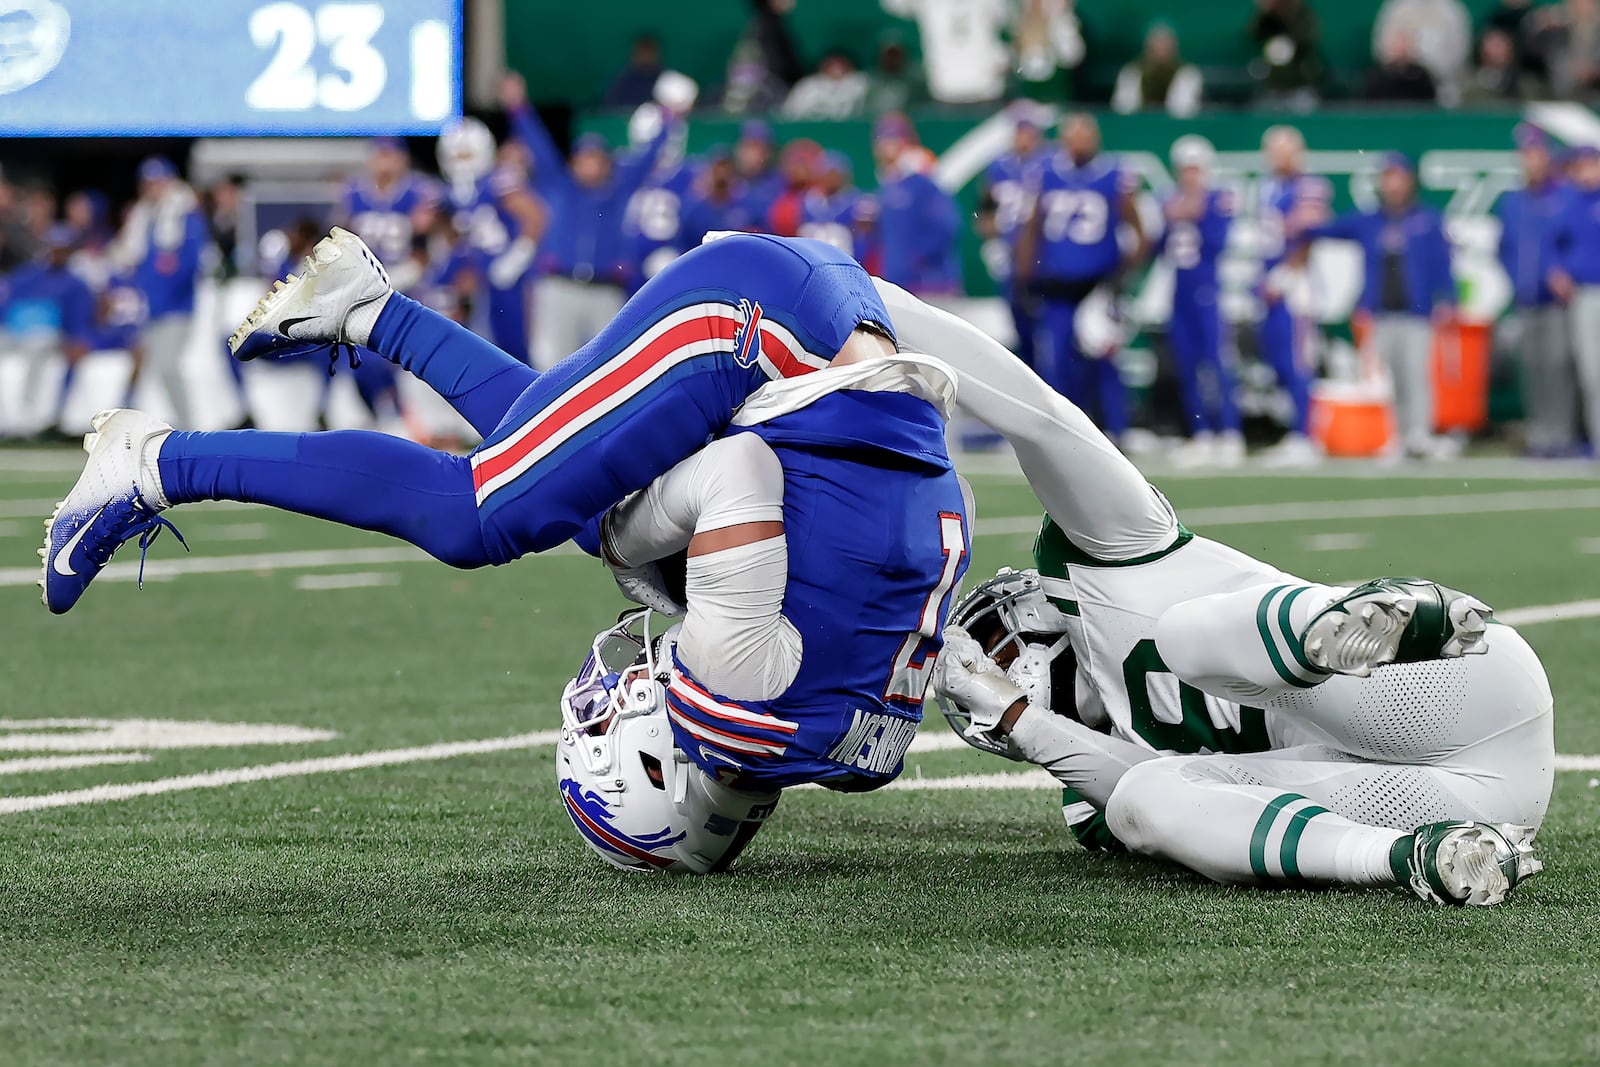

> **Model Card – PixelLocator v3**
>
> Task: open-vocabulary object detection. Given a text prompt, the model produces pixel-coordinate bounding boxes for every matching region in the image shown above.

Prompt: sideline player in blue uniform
[1159,136,1243,465]
[621,105,700,293]
[1255,126,1332,465]
[1016,112,1147,441]
[556,350,969,872]
[797,153,870,262]
[39,229,906,614]
[872,114,961,298]
[437,117,547,365]
[335,138,439,418]
[977,105,1047,368]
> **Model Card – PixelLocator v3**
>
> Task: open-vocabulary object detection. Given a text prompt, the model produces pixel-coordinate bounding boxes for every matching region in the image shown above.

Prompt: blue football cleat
[227,226,392,363]
[40,409,187,615]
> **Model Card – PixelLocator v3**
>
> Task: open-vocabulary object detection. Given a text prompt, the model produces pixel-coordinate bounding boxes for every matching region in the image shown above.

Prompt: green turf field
[4,450,1600,1066]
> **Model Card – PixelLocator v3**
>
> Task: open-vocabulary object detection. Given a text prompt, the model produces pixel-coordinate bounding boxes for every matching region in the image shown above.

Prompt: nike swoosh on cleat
[52,504,108,578]
[277,315,317,337]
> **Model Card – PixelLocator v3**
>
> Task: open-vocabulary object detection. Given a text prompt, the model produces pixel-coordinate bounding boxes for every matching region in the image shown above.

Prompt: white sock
[1106,762,1409,889]
[344,290,393,347]
[139,430,172,510]
[1156,581,1348,703]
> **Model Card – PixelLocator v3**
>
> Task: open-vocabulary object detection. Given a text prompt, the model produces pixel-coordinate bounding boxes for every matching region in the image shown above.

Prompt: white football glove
[934,625,1029,740]
[608,560,685,618]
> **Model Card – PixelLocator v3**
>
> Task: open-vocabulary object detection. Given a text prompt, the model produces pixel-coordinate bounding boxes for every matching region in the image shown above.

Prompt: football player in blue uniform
[39,230,911,614]
[1016,113,1147,442]
[872,114,961,298]
[797,152,870,261]
[335,138,440,420]
[681,148,761,247]
[1255,126,1332,466]
[621,103,701,293]
[501,73,674,368]
[557,350,969,872]
[336,138,439,273]
[733,120,785,224]
[1159,136,1243,466]
[977,105,1048,369]
[437,117,547,366]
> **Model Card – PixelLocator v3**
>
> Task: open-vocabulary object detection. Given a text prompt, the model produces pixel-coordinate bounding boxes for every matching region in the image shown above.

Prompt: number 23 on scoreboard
[245,2,451,120]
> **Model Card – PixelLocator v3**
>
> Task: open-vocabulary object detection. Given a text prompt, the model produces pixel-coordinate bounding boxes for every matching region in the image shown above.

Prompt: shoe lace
[326,340,363,377]
[82,495,190,588]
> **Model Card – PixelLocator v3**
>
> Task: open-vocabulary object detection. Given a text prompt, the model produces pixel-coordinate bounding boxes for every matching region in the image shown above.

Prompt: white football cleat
[1302,578,1493,677]
[1405,822,1541,906]
[40,409,184,615]
[228,226,393,361]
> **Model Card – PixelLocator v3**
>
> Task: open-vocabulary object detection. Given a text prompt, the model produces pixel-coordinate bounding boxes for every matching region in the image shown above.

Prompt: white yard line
[2,719,1600,811]
[1497,600,1600,627]
[880,771,1058,792]
[0,754,150,776]
[977,489,1600,537]
[956,453,1600,482]
[294,572,400,591]
[0,498,262,519]
[0,730,562,814]
[0,546,431,588]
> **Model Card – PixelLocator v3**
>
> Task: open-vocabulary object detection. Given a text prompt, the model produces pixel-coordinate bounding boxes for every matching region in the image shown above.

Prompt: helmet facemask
[938,568,1078,758]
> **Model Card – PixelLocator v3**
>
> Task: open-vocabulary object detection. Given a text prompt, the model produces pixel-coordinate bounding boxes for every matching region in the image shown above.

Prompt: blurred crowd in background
[602,0,1600,116]
[5,0,1600,467]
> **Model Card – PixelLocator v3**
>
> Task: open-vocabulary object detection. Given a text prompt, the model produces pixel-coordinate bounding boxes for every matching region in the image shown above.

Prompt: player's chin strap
[1008,633,1073,710]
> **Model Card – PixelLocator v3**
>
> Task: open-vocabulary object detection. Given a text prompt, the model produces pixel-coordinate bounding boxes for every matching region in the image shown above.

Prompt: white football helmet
[627,101,687,172]
[1170,134,1216,174]
[556,610,780,874]
[437,116,495,186]
[1074,284,1130,359]
[936,568,1076,759]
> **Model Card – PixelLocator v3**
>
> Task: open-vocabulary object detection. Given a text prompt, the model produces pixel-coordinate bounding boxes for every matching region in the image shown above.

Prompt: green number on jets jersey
[1032,516,1281,756]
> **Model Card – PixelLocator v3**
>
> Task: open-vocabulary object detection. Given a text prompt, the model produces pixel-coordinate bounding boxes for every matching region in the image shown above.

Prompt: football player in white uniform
[873,282,1551,907]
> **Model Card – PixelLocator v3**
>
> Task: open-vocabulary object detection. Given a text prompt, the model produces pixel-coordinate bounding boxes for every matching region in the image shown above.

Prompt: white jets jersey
[1033,518,1314,755]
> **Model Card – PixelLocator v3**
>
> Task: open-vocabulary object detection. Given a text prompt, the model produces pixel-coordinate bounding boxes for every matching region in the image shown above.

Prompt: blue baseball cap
[821,150,853,178]
[573,132,609,155]
[1514,123,1550,151]
[1381,151,1416,174]
[1571,144,1600,163]
[138,156,177,183]
[370,136,406,154]
[872,112,914,143]
[739,119,773,144]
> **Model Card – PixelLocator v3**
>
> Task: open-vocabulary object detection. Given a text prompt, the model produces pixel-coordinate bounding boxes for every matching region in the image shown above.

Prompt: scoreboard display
[0,0,461,135]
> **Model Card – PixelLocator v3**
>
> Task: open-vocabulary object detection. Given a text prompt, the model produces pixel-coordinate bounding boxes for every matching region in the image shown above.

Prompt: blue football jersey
[984,150,1044,243]
[1257,173,1333,268]
[625,161,700,288]
[797,190,869,262]
[1163,188,1236,302]
[665,390,970,791]
[1032,153,1131,283]
[340,174,439,267]
[444,166,527,265]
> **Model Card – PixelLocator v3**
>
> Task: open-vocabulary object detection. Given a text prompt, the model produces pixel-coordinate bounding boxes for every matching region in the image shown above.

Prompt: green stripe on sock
[1255,587,1315,689]
[1248,793,1302,880]
[1278,804,1331,883]
[1277,586,1333,681]
[1389,835,1415,885]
